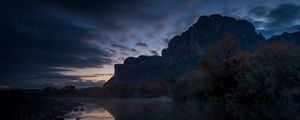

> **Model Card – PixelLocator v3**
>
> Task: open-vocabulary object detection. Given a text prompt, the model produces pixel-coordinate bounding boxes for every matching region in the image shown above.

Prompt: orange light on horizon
[80,74,113,82]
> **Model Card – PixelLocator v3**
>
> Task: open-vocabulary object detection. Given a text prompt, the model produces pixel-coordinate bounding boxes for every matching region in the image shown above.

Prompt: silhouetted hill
[268,29,300,44]
[104,14,265,87]
[104,56,163,87]
[162,14,265,66]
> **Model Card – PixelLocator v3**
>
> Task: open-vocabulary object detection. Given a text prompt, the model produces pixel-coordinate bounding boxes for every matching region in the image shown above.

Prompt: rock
[104,55,163,87]
[268,29,300,45]
[104,14,265,88]
[162,14,265,66]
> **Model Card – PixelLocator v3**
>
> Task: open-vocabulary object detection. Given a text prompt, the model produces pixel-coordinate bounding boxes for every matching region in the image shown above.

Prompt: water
[65,104,115,120]
[63,97,300,120]
[64,97,207,120]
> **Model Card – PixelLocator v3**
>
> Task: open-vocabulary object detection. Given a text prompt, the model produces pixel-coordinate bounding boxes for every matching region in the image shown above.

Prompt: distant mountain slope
[104,14,266,87]
[268,29,300,45]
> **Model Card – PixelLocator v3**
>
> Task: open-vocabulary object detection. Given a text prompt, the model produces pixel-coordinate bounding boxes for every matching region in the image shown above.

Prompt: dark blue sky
[0,0,300,89]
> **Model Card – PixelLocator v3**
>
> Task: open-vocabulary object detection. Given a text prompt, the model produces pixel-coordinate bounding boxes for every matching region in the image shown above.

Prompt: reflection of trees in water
[88,98,300,120]
[97,99,207,120]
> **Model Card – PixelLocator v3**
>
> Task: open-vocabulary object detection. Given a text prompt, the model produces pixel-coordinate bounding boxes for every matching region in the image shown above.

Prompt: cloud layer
[246,3,300,37]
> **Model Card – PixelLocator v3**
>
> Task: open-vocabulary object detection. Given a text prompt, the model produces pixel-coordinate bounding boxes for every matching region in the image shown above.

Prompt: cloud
[111,44,130,51]
[150,50,160,56]
[130,48,140,54]
[81,74,114,78]
[0,0,114,88]
[267,4,300,28]
[222,6,238,16]
[135,42,148,47]
[248,6,269,17]
[153,24,165,31]
[108,49,117,54]
[246,3,300,37]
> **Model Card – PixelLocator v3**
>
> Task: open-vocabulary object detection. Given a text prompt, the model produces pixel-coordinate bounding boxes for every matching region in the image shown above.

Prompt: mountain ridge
[104,14,299,87]
[268,29,300,44]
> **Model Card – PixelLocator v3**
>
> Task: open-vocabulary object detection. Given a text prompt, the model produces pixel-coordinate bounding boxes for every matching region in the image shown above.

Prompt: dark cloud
[111,44,130,51]
[135,42,148,47]
[222,6,238,16]
[109,49,117,54]
[41,0,178,37]
[150,50,160,56]
[0,0,113,88]
[49,0,170,21]
[248,6,269,17]
[267,4,300,28]
[183,0,198,5]
[246,3,300,37]
[130,49,140,54]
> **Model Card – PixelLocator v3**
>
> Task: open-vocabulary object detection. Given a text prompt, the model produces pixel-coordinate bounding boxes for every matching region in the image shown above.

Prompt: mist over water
[65,98,207,120]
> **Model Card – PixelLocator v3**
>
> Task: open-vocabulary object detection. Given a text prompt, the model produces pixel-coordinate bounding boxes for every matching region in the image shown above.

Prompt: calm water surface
[64,97,207,120]
[63,97,300,120]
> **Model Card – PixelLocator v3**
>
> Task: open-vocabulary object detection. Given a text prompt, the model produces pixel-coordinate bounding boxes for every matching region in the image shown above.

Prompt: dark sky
[1,0,300,89]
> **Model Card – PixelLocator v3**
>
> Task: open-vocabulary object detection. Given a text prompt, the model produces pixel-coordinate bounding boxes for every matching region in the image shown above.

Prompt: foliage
[170,36,300,119]
[239,42,300,106]
[170,71,209,100]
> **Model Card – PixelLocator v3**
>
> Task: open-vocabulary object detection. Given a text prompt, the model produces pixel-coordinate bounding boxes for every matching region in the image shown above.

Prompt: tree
[239,41,300,106]
[200,35,243,98]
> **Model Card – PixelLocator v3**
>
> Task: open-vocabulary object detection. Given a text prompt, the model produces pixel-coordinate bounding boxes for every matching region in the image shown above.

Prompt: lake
[63,97,211,120]
[63,97,300,120]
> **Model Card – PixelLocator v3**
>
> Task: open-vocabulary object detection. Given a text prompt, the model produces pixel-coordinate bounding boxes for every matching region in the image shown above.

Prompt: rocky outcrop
[104,14,266,87]
[104,56,163,87]
[268,29,300,45]
[162,14,265,66]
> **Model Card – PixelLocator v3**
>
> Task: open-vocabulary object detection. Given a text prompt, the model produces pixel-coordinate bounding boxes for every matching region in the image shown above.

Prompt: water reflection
[99,98,206,120]
[79,108,114,120]
[66,98,208,120]
[64,97,300,120]
[65,103,115,120]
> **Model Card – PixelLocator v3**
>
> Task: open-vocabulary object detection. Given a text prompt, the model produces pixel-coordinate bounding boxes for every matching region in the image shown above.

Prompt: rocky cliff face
[104,14,266,87]
[268,29,300,45]
[162,14,265,66]
[104,56,163,87]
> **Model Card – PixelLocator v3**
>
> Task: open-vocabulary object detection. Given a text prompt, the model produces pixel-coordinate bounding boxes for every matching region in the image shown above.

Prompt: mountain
[268,29,300,45]
[104,56,163,87]
[162,14,265,66]
[104,14,266,87]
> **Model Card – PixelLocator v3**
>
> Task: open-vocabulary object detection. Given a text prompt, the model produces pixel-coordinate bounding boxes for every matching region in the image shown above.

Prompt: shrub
[170,71,209,100]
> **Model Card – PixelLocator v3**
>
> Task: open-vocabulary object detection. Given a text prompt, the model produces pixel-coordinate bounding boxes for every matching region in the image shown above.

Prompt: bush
[238,42,300,106]
[170,71,209,100]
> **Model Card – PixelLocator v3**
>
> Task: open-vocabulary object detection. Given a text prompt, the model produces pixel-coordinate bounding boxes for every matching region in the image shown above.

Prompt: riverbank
[0,90,82,120]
